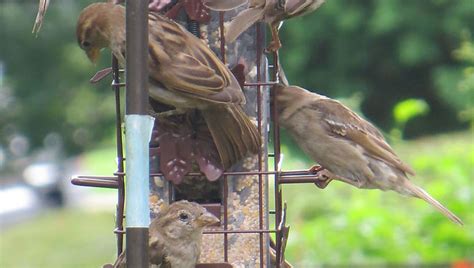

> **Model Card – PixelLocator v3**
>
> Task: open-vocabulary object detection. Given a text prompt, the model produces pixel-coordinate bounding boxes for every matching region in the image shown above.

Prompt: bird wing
[286,0,314,15]
[149,233,170,267]
[148,13,244,104]
[226,6,265,43]
[203,0,248,11]
[286,0,325,18]
[149,206,173,268]
[311,97,415,176]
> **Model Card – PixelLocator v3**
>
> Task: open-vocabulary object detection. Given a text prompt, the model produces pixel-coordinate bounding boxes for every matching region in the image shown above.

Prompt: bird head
[173,201,220,229]
[275,84,325,123]
[152,200,220,240]
[76,3,125,63]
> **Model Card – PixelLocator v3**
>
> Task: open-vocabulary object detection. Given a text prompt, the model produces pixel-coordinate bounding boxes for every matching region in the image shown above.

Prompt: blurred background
[0,0,473,267]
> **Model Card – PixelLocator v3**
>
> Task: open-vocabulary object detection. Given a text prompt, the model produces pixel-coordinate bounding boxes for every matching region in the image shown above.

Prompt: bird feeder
[147,2,271,266]
[71,0,324,267]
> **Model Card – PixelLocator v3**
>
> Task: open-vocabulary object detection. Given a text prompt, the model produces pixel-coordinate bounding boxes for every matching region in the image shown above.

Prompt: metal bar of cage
[223,175,229,262]
[271,49,284,268]
[111,55,126,257]
[72,170,325,187]
[218,12,230,264]
[255,19,265,268]
[204,229,277,234]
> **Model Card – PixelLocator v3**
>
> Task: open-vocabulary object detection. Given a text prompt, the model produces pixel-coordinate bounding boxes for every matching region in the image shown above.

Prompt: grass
[0,209,116,268]
[0,131,472,267]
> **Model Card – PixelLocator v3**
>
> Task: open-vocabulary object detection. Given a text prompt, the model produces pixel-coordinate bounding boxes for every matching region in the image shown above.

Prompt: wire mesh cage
[71,1,323,267]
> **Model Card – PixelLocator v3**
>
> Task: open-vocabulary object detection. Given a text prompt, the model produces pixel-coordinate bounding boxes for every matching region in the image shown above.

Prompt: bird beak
[196,211,220,227]
[86,48,100,63]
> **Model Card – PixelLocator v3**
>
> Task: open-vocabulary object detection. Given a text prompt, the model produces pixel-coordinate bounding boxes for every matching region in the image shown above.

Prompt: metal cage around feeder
[71,1,323,267]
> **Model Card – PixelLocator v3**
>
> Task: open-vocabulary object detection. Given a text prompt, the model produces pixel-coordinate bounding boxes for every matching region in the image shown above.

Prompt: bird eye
[179,213,189,221]
[81,41,91,49]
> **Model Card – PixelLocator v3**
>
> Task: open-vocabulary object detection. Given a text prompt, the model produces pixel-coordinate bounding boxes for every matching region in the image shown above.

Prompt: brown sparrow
[76,2,261,169]
[276,82,463,225]
[204,0,325,51]
[108,200,219,268]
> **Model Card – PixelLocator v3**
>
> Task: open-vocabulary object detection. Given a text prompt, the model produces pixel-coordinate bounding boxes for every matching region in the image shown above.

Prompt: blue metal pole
[125,0,153,267]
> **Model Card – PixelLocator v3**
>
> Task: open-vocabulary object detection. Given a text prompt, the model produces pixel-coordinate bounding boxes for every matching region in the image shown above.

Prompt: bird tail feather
[202,105,260,169]
[226,7,265,43]
[403,180,463,225]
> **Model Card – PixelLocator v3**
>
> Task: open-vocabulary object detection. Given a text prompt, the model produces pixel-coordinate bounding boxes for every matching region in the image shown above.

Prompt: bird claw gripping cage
[71,0,324,267]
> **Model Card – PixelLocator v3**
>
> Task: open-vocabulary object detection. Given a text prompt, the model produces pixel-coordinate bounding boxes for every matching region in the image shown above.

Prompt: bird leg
[309,165,333,189]
[265,22,282,53]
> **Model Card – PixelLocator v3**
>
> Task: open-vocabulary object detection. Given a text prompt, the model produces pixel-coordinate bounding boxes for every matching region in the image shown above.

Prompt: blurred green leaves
[434,31,474,126]
[393,99,429,126]
[392,98,429,138]
[280,0,474,137]
[398,33,439,66]
[453,32,474,124]
[0,0,116,155]
[1,0,473,155]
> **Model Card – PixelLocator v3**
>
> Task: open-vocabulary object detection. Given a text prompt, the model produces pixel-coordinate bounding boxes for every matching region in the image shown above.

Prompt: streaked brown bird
[108,200,219,268]
[204,0,325,51]
[76,2,260,169]
[276,81,463,225]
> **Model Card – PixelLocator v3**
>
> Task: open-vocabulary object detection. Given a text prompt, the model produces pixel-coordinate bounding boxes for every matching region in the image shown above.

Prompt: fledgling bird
[109,200,220,268]
[204,0,325,51]
[76,2,261,169]
[276,82,463,225]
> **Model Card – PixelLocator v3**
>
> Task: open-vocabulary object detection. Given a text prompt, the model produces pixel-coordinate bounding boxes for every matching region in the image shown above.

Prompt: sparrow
[108,200,220,268]
[276,80,463,225]
[76,2,261,169]
[204,0,325,51]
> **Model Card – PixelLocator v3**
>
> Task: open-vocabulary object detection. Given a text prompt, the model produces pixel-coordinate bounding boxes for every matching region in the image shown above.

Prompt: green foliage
[0,209,116,268]
[392,98,430,138]
[1,0,473,156]
[280,0,474,136]
[393,99,429,127]
[452,32,474,124]
[0,1,116,155]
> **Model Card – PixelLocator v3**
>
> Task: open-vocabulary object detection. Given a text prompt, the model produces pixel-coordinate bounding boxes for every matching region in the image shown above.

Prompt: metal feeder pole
[125,0,153,267]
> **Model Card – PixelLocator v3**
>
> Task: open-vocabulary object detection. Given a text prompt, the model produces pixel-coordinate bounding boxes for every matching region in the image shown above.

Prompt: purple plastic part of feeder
[154,118,223,184]
[165,0,211,23]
